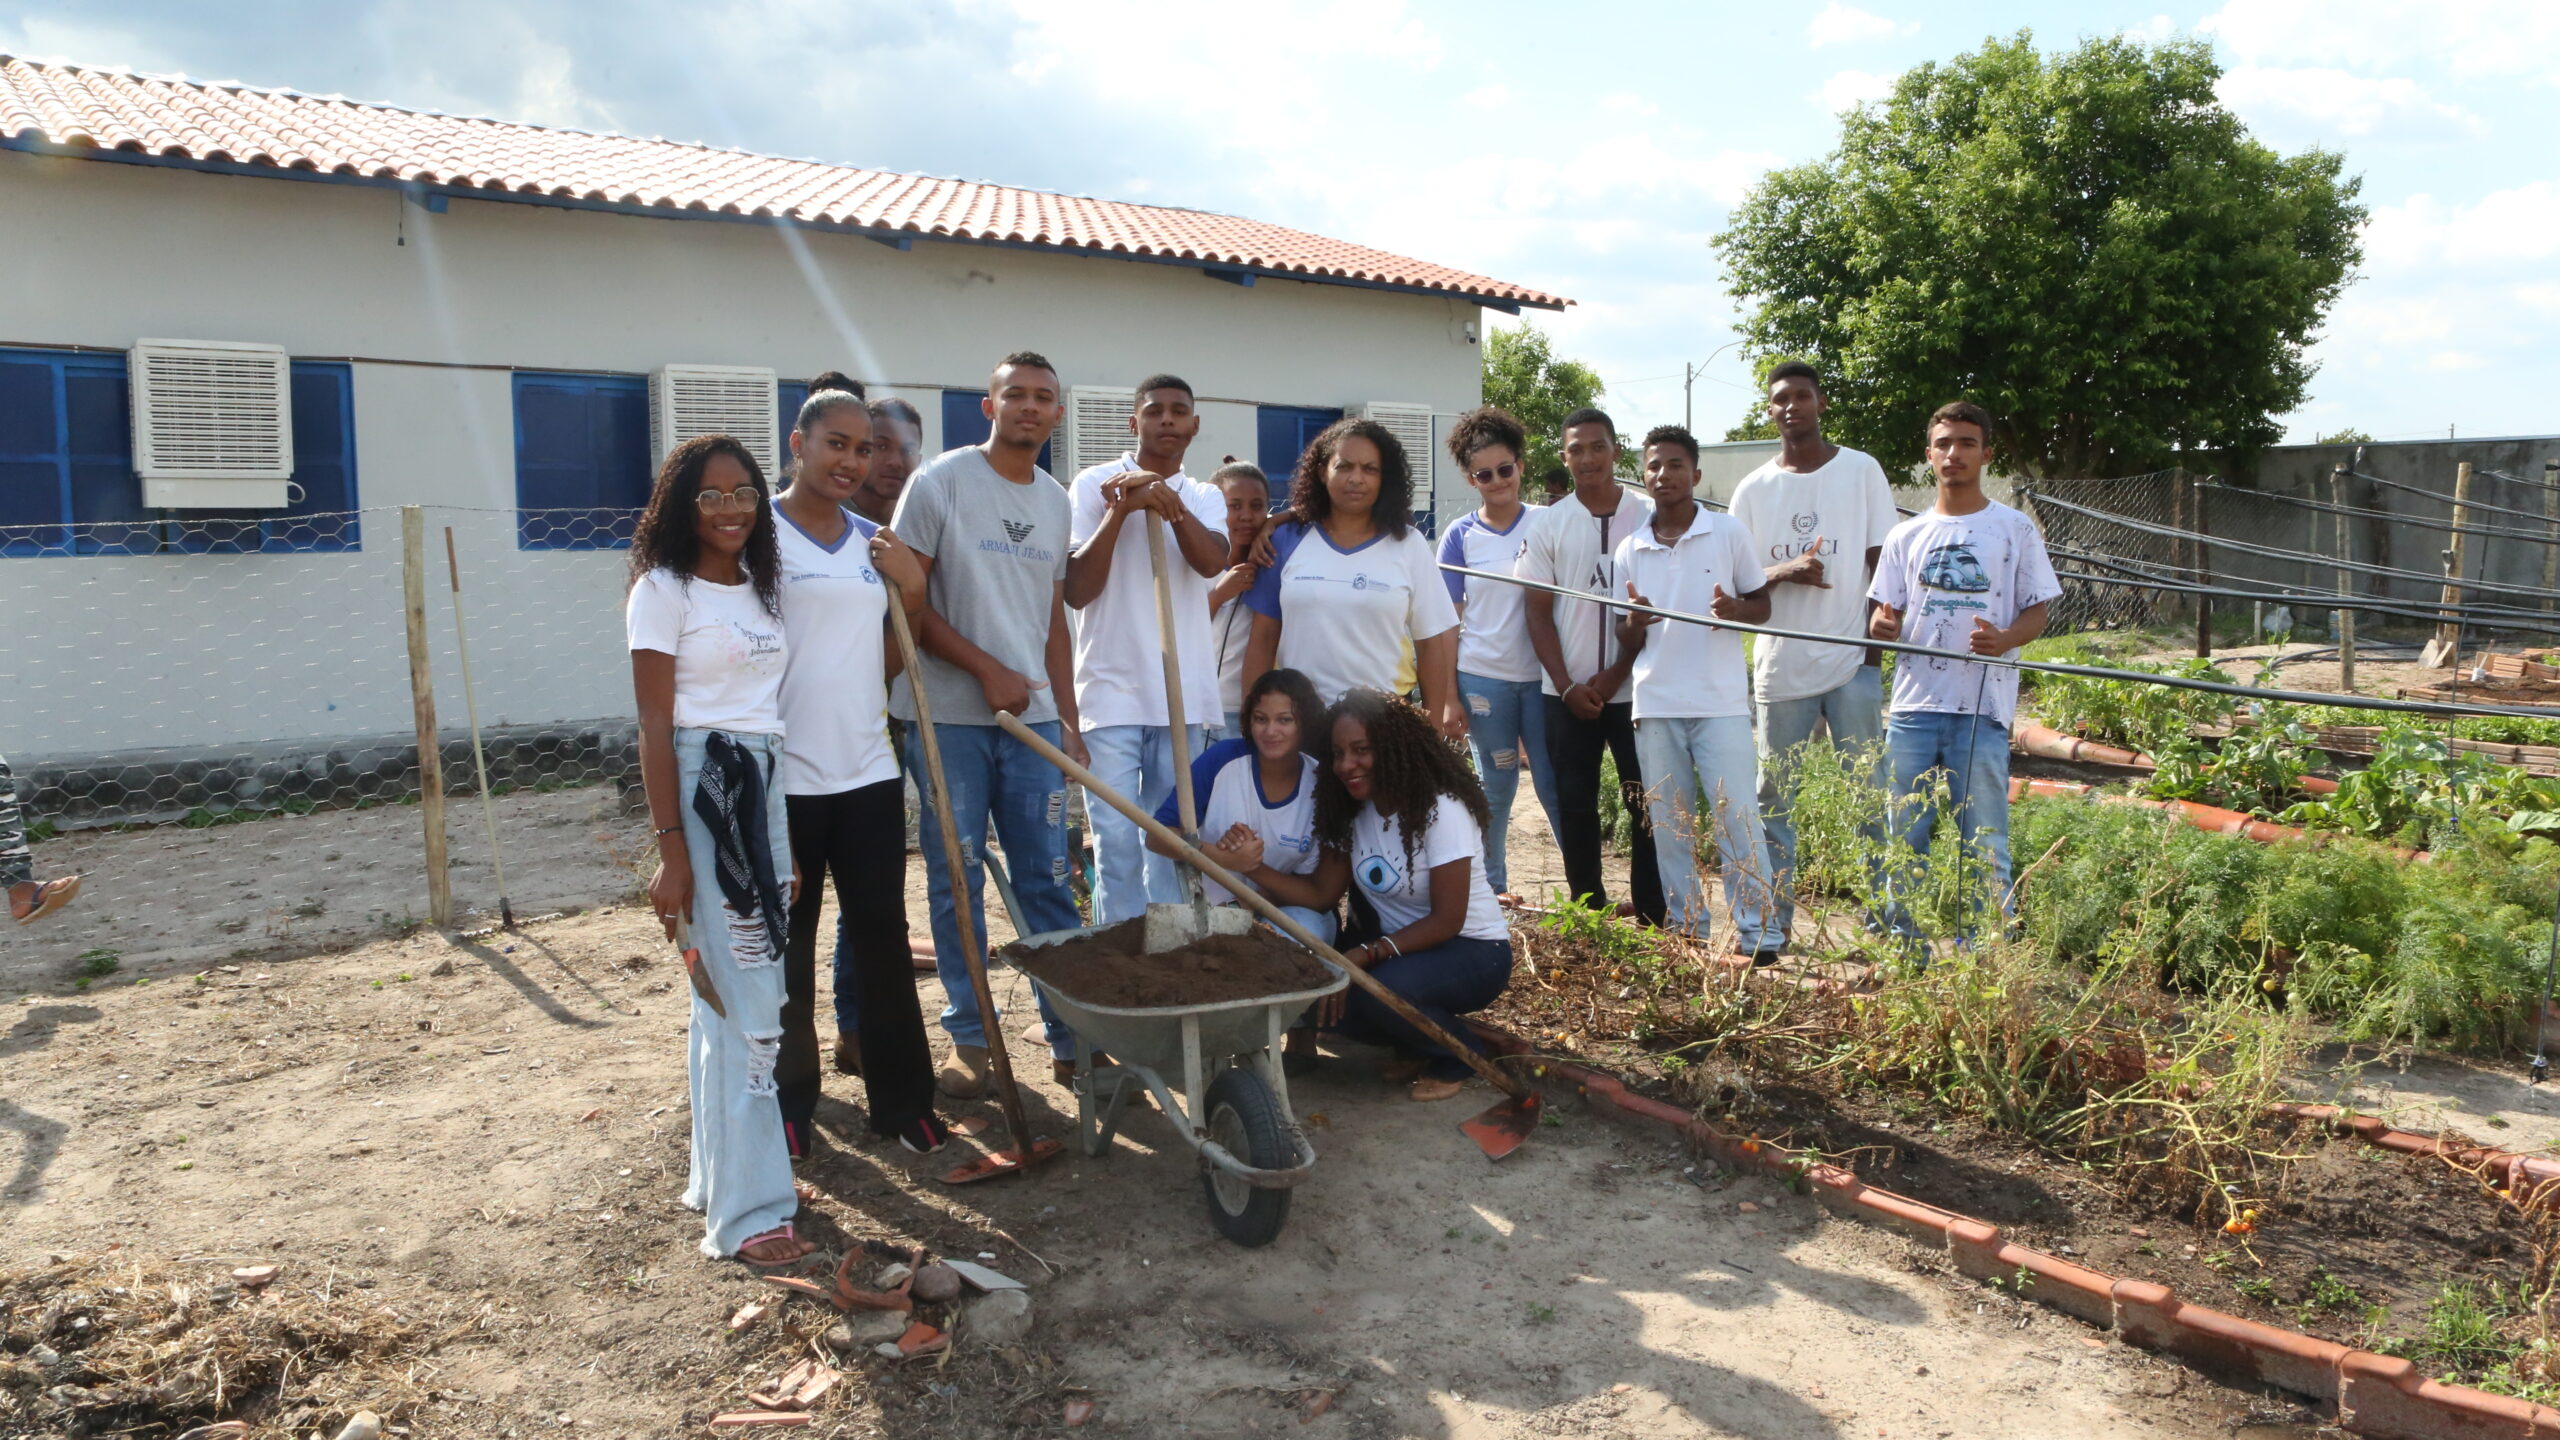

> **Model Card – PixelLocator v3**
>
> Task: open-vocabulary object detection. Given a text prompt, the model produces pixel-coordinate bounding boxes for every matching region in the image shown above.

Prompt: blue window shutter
[514,372,649,549]
[0,355,66,549]
[1256,405,1342,510]
[778,381,809,456]
[277,363,359,551]
[939,389,1052,472]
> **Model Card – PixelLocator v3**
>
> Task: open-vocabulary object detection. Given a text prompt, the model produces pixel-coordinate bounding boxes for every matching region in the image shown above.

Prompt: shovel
[674,915,726,1018]
[990,710,1545,1160]
[1142,506,1216,951]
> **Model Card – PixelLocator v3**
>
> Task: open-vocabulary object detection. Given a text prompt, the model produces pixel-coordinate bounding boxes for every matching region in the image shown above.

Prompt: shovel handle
[1144,513,1201,838]
[990,710,1525,1100]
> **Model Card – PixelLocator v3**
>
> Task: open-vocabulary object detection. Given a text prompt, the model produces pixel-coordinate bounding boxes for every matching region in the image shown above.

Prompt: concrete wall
[0,150,1488,776]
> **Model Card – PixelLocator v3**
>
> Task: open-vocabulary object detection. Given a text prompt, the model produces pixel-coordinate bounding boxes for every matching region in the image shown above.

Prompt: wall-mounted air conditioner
[650,365,779,479]
[130,338,294,508]
[1065,386,1136,479]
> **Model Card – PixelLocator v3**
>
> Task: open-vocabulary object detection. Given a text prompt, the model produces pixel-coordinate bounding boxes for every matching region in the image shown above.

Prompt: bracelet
[1379,935,1402,960]
[654,825,683,837]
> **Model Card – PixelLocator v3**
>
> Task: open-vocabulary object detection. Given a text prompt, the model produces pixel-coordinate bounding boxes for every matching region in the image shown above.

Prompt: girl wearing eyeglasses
[1433,407,1554,905]
[627,435,809,1268]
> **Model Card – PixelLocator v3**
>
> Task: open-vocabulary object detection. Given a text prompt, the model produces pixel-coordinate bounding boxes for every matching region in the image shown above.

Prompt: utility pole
[1684,361,1694,434]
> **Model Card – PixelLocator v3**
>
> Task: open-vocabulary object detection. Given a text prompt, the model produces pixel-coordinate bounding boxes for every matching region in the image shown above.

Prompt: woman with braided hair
[1246,688,1513,1102]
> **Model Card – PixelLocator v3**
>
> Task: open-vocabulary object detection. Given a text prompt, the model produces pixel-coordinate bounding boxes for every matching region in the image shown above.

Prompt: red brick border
[2271,1102,2560,1204]
[1472,1025,2560,1440]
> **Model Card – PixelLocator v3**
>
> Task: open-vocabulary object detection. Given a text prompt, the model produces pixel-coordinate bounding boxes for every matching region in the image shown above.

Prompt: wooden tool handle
[991,711,1523,1099]
[1144,512,1200,836]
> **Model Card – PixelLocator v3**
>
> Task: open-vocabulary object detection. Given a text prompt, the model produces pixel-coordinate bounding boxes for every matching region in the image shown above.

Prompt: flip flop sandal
[14,875,79,925]
[1409,1077,1465,1103]
[735,1223,810,1268]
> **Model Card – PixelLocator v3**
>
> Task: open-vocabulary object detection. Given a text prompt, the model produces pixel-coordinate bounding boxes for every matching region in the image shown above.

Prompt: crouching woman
[1251,688,1513,1102]
[628,435,811,1266]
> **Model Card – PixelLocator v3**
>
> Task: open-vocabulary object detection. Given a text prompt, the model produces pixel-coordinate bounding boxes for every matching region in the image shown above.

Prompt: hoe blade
[1460,1090,1542,1161]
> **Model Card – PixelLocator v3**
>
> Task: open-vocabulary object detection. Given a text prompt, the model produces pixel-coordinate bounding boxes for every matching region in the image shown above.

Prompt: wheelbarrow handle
[991,710,1526,1102]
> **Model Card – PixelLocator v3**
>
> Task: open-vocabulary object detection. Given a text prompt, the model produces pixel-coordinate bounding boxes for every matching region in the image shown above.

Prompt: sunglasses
[696,486,765,513]
[1468,460,1519,486]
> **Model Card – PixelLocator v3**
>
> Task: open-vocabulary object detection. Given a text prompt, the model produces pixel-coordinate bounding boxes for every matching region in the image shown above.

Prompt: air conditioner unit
[1066,386,1135,479]
[1344,401,1439,508]
[130,339,294,508]
[650,365,780,480]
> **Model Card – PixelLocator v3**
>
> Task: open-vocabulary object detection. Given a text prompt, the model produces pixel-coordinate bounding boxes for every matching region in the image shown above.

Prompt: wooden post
[402,507,452,928]
[2423,461,2475,668]
[2330,463,2355,693]
[2188,472,2211,658]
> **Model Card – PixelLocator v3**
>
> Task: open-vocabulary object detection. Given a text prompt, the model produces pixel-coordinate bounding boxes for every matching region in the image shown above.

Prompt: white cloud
[2426,351,2489,372]
[1599,91,1660,118]
[2199,0,2560,84]
[2215,65,2483,140]
[1806,3,1914,48]
[2364,181,2560,268]
[1811,69,1895,113]
[1463,82,1511,108]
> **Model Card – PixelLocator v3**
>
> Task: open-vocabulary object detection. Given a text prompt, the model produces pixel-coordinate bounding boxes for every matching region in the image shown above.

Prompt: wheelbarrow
[986,855,1345,1247]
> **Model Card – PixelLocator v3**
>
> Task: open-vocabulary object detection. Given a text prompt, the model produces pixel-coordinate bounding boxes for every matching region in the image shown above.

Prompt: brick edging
[2270,1102,2560,1204]
[1471,1024,2560,1440]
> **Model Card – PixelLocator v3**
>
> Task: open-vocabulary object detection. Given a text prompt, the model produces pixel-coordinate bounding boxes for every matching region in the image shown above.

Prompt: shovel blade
[1460,1091,1542,1161]
[939,1136,1065,1185]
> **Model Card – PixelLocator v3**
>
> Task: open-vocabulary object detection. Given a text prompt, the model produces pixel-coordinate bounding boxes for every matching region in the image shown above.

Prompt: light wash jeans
[906,721,1079,1059]
[1459,672,1558,896]
[1754,664,1885,942]
[1633,714,1778,951]
[1876,709,2014,945]
[671,728,798,1258]
[1264,903,1337,947]
[1086,722,1205,925]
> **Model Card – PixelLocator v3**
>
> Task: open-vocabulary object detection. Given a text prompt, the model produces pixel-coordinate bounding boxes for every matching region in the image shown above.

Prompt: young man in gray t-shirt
[889,351,1087,1097]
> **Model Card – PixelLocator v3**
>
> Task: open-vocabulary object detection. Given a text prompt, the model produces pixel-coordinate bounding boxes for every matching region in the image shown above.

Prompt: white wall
[0,151,1493,759]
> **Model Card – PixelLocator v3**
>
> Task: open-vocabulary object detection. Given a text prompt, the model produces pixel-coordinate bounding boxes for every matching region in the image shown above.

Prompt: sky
[4,0,2555,450]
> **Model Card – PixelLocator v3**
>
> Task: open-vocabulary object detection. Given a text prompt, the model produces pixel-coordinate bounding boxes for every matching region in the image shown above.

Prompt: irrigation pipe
[2195,482,2560,548]
[2048,558,2560,631]
[2028,491,2560,602]
[2349,470,2560,526]
[1437,563,2560,723]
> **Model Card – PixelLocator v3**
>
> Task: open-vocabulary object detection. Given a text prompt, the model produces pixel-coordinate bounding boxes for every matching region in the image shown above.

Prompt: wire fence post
[2186,471,2211,658]
[2542,458,2557,633]
[2424,460,2475,668]
[2330,462,2355,693]
[401,506,453,928]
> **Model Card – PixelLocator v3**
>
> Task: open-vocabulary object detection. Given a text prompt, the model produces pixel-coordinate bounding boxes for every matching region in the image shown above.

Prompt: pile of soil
[1007,919,1332,1009]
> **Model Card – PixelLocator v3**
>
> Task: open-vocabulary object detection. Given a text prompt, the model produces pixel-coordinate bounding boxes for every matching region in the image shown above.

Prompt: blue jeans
[1754,665,1885,941]
[1633,715,1777,951]
[1459,672,1558,896]
[1876,710,2013,943]
[906,721,1079,1058]
[1085,723,1205,925]
[1329,935,1513,1081]
[671,728,796,1258]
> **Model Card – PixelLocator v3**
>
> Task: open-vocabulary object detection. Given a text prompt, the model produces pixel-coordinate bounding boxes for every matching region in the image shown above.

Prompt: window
[514,372,651,550]
[777,379,809,459]
[1255,405,1341,513]
[941,389,1054,474]
[0,349,359,556]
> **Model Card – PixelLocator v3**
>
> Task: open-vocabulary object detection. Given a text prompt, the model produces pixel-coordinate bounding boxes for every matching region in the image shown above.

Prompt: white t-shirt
[1242,521,1459,703]
[625,567,787,736]
[1211,596,1253,722]
[1350,797,1509,943]
[1437,505,1545,683]
[1153,738,1320,906]
[1610,506,1765,722]
[1727,447,1902,703]
[772,503,898,795]
[1069,455,1230,730]
[1868,501,2062,726]
[1513,487,1654,697]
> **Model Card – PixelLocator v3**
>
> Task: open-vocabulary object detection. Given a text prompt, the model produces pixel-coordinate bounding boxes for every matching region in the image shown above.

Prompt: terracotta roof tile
[0,55,1565,310]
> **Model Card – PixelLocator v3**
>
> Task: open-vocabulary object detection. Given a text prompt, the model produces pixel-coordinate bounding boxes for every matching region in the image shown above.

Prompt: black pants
[1542,697,1667,926]
[782,781,933,1148]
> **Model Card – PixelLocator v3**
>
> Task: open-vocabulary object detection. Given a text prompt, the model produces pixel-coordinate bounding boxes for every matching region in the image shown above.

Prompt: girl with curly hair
[1246,688,1513,1102]
[627,434,808,1267]
[1238,420,1466,743]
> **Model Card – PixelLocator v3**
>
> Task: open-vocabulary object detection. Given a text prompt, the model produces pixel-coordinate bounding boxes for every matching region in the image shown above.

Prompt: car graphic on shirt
[1920,540,1991,594]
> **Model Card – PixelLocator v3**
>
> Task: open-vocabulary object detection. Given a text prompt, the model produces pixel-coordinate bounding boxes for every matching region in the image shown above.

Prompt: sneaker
[897,1114,953,1156]
[938,1044,989,1098]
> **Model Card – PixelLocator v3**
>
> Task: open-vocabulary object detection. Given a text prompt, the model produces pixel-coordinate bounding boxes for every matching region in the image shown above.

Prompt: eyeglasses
[1468,460,1519,486]
[696,486,765,513]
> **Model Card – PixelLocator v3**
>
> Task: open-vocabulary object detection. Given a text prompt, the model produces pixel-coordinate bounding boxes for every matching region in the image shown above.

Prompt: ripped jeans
[1459,672,1557,896]
[672,727,797,1258]
[907,720,1079,1058]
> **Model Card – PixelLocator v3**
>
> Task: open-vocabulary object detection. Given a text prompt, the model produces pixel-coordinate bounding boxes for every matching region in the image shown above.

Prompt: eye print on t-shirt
[1356,850,1404,894]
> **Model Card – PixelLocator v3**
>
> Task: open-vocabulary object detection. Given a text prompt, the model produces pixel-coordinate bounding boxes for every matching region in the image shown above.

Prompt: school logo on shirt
[1351,572,1372,591]
[1356,852,1403,893]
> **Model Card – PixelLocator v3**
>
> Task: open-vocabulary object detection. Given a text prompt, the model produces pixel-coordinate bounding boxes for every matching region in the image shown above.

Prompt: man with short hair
[854,397,925,527]
[1726,361,1902,950]
[1868,401,2058,951]
[891,352,1089,1094]
[1065,375,1230,925]
[1516,407,1666,924]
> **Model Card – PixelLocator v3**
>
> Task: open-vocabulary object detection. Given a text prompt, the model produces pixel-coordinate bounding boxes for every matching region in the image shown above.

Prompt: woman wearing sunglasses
[627,435,809,1267]
[1434,408,1555,905]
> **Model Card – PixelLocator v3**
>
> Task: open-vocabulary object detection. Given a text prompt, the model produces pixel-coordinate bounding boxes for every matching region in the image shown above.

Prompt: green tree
[2314,427,2374,445]
[1481,322,1605,481]
[1713,31,2364,479]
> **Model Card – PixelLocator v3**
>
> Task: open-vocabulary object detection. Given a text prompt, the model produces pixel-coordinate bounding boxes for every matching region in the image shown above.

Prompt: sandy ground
[1,787,2324,1437]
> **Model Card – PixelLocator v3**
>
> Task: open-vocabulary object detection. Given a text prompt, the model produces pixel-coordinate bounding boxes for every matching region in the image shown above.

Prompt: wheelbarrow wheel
[1201,1067,1291,1247]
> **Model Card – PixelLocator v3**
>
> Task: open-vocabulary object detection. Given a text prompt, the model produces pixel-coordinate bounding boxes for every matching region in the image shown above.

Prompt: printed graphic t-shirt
[1513,488,1653,697]
[1069,455,1230,730]
[1608,506,1765,721]
[1726,446,1902,703]
[888,446,1071,727]
[773,503,897,795]
[1349,797,1510,943]
[1437,505,1546,683]
[1153,737,1320,906]
[626,567,787,735]
[1243,521,1459,703]
[1867,501,2061,726]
